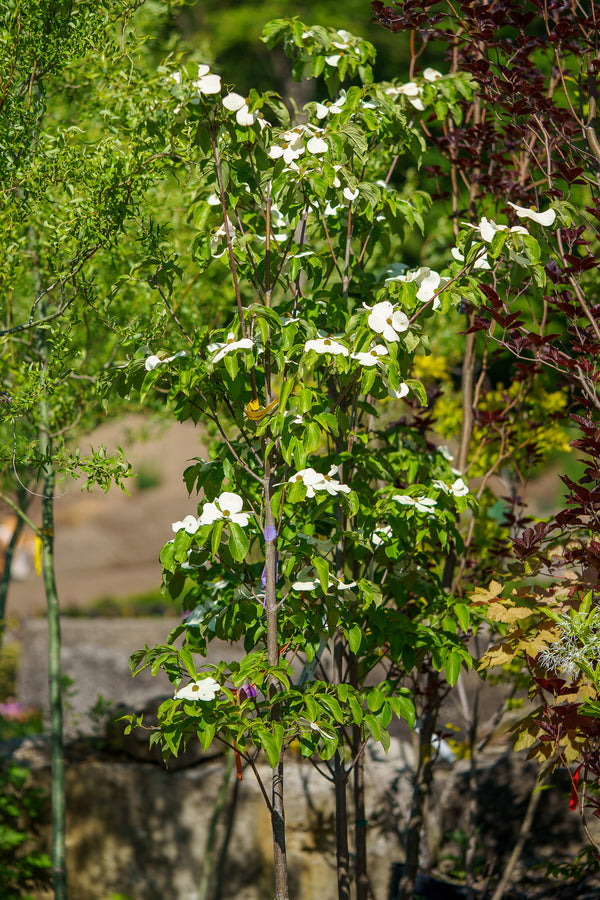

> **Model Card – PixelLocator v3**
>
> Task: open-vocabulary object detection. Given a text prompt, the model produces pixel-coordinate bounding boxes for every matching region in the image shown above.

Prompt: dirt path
[4,414,205,620]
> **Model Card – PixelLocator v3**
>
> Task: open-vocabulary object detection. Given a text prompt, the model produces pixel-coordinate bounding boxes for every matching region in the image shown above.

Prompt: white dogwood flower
[316,465,351,496]
[506,201,556,226]
[172,515,200,535]
[372,524,393,547]
[210,217,236,258]
[367,300,410,341]
[393,494,437,514]
[388,382,410,399]
[307,135,328,154]
[352,344,389,367]
[451,477,469,496]
[192,64,221,96]
[222,92,256,126]
[175,677,220,701]
[451,247,491,270]
[316,93,346,119]
[423,67,443,81]
[400,267,450,308]
[304,337,349,356]
[145,350,186,371]
[414,497,437,513]
[289,467,327,498]
[269,125,328,167]
[199,492,250,527]
[433,477,469,497]
[208,333,254,363]
[466,216,528,243]
[292,566,356,591]
[385,82,424,110]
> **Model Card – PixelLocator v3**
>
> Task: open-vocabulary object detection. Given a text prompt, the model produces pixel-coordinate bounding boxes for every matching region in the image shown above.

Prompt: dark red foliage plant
[373,0,600,892]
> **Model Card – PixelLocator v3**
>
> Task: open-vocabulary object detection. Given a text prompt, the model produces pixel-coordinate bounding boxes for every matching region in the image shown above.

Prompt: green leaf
[319,693,344,723]
[379,727,391,753]
[305,421,322,452]
[313,556,330,593]
[178,647,197,679]
[389,694,415,728]
[173,528,193,562]
[199,721,216,752]
[160,541,176,572]
[445,651,463,686]
[454,603,470,632]
[211,519,224,557]
[367,690,384,712]
[349,695,363,725]
[348,625,362,654]
[228,522,250,562]
[259,727,281,768]
[363,713,381,741]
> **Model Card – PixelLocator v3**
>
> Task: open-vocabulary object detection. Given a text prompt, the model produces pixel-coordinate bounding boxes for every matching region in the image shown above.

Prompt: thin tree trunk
[334,630,351,900]
[353,728,368,900]
[349,652,368,900]
[335,749,351,900]
[263,448,288,900]
[41,450,67,900]
[397,671,441,900]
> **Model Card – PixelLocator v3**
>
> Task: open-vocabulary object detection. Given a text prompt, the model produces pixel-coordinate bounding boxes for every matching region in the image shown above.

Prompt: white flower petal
[507,201,556,226]
[388,382,409,399]
[196,74,221,95]
[223,92,246,111]
[451,477,469,496]
[172,515,200,534]
[307,136,328,154]
[145,355,162,371]
[199,502,221,526]
[175,677,220,701]
[304,337,349,356]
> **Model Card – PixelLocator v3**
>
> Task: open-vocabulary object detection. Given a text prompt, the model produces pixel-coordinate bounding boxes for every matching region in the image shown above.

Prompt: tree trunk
[397,670,442,900]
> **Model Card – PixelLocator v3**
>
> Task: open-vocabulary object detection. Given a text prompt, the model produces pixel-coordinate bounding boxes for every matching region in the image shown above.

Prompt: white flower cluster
[208,332,253,364]
[222,92,264,127]
[210,216,236,258]
[394,494,437,514]
[268,124,328,170]
[385,68,443,110]
[386,267,450,310]
[172,491,250,534]
[289,466,351,498]
[364,300,409,341]
[192,64,221,96]
[144,351,186,372]
[292,566,356,592]
[175,676,220,701]
[432,477,469,497]
[324,28,360,66]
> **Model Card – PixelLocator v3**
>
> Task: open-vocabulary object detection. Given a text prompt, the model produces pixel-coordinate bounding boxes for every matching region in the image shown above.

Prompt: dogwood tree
[114,19,496,900]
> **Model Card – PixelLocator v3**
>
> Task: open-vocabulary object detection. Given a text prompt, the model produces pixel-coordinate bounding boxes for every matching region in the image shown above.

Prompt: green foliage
[0,761,51,899]
[104,16,495,781]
